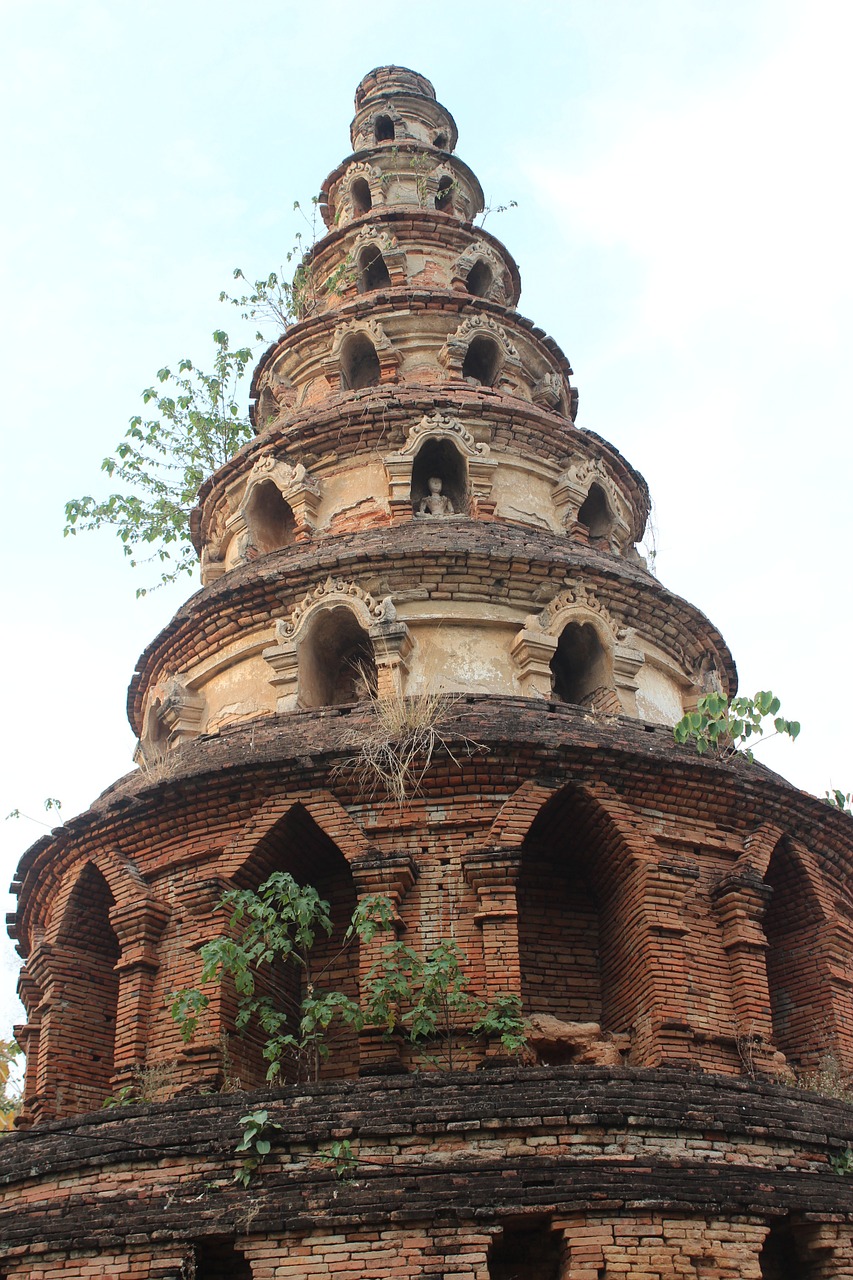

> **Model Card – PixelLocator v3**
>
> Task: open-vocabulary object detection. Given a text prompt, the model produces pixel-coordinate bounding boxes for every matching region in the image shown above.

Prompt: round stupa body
[3,66,853,1280]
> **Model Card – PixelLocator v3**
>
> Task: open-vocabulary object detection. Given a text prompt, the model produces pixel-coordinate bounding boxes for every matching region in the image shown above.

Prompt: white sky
[1,0,851,1038]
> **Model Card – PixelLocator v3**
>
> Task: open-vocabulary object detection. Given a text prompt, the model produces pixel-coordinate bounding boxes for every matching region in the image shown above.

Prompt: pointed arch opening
[340,331,381,390]
[410,436,468,515]
[357,244,392,292]
[374,114,395,142]
[299,606,378,708]
[350,177,372,216]
[435,175,454,211]
[517,787,637,1055]
[53,863,120,1112]
[466,259,493,298]
[549,620,612,706]
[577,482,613,540]
[229,803,361,1085]
[244,480,296,556]
[462,334,500,386]
[763,842,830,1069]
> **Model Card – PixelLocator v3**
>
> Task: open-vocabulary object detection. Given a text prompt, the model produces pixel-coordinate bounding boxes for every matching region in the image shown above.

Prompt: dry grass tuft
[333,685,487,806]
[795,1054,853,1103]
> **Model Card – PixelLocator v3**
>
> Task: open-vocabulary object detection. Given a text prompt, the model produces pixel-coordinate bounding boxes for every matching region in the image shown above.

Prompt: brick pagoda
[3,66,853,1279]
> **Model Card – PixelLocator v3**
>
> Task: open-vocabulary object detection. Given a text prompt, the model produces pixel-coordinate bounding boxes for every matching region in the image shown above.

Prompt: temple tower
[3,67,853,1280]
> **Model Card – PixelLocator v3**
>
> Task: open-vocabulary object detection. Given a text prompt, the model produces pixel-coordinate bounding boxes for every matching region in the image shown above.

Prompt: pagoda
[2,66,853,1280]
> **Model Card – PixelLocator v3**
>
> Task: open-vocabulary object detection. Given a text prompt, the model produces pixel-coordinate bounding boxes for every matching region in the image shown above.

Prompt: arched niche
[226,803,361,1085]
[577,482,614,540]
[517,786,638,1053]
[462,333,500,386]
[374,113,395,142]
[357,243,392,292]
[550,619,613,707]
[759,1221,804,1280]
[350,176,372,216]
[488,1224,561,1280]
[52,863,120,1112]
[340,331,381,390]
[193,1240,252,1280]
[384,412,497,520]
[435,175,454,211]
[411,436,468,515]
[299,605,378,708]
[466,258,493,298]
[763,841,832,1069]
[243,479,296,555]
[256,383,280,428]
[142,695,168,754]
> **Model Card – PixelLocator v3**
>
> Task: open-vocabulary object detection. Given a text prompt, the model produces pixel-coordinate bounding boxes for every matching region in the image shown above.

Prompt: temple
[2,66,853,1279]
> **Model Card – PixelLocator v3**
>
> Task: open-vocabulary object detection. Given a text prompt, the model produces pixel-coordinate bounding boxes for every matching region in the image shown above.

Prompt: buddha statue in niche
[416,475,455,517]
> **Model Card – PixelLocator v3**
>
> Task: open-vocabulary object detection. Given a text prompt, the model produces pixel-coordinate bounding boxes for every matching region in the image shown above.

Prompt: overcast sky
[2,0,851,1039]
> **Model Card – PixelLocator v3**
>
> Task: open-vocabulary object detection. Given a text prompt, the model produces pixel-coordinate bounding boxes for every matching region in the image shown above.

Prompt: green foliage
[5,797,62,827]
[64,330,253,595]
[170,873,396,1083]
[103,1084,137,1109]
[830,1147,853,1175]
[673,690,800,762]
[825,789,853,815]
[363,938,526,1070]
[318,1137,357,1181]
[171,873,525,1087]
[476,198,518,227]
[0,1039,22,1131]
[234,1108,282,1187]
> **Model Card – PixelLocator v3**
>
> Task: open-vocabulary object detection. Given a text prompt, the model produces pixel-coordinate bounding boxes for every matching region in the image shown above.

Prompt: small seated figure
[417,476,454,517]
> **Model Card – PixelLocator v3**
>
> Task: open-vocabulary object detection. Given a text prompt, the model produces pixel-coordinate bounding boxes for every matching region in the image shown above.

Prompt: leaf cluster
[64,330,253,595]
[235,1108,282,1187]
[170,872,526,1086]
[673,690,800,762]
[825,789,853,815]
[170,874,395,1083]
[363,938,526,1070]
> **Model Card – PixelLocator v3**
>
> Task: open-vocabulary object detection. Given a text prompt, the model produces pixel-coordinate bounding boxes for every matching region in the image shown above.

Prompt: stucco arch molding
[553,458,633,551]
[384,411,497,511]
[262,577,413,710]
[511,584,644,707]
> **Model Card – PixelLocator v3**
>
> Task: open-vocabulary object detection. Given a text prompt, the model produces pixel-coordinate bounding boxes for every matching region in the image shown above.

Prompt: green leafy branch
[673,690,800,762]
[170,873,396,1084]
[5,798,62,827]
[64,331,253,595]
[363,938,526,1070]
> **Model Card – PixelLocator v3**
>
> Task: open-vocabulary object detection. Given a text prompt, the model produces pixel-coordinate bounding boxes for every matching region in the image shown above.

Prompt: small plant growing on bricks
[825,788,853,815]
[171,874,526,1081]
[363,938,526,1070]
[171,872,395,1084]
[234,1108,283,1187]
[673,689,800,761]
